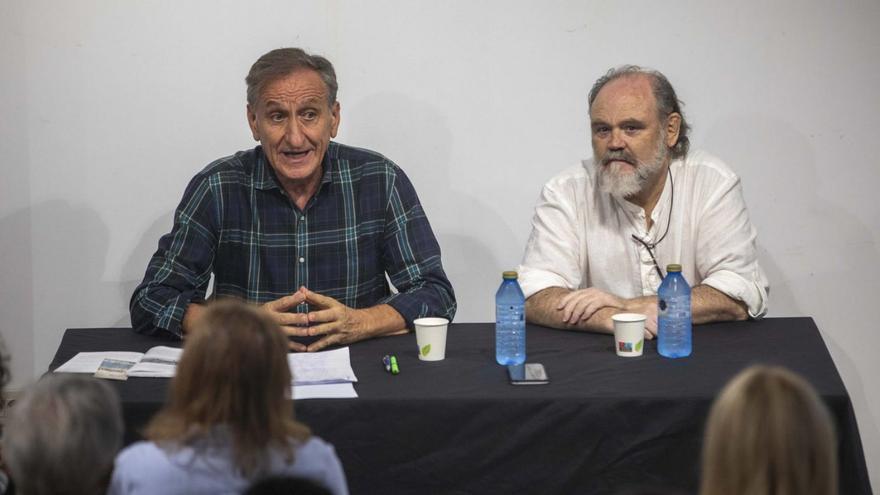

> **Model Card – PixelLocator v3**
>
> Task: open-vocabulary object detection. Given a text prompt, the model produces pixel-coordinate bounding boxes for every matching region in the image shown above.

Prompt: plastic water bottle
[657,264,692,358]
[496,271,526,365]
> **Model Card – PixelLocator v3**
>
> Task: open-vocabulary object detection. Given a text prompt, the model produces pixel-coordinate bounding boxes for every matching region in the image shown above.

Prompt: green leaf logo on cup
[421,344,432,357]
[635,340,643,353]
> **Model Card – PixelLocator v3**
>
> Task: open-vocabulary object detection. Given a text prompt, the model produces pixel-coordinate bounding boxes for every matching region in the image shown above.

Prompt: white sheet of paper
[293,382,358,400]
[139,346,183,364]
[126,362,177,378]
[127,346,183,377]
[54,352,144,373]
[288,347,357,385]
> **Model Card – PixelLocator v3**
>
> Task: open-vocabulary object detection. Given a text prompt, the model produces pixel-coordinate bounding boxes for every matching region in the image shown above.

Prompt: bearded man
[518,66,768,337]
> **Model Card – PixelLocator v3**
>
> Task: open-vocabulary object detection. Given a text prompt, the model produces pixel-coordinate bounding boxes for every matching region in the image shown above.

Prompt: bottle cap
[666,264,682,272]
[502,271,518,279]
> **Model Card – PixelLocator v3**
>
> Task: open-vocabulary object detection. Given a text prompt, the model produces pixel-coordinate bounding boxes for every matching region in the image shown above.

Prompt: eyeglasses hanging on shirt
[631,167,674,280]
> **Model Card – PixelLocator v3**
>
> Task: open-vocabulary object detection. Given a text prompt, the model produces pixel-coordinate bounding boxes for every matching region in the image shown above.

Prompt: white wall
[2,0,878,485]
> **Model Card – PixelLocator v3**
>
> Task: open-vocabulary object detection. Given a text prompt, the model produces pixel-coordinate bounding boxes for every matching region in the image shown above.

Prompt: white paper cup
[612,313,646,357]
[414,317,449,361]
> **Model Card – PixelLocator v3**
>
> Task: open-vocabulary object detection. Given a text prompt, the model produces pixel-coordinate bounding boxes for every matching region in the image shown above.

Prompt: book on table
[54,346,360,398]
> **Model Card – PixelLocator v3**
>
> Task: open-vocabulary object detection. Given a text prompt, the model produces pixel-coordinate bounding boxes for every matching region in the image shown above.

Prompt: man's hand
[557,288,627,324]
[528,287,656,339]
[278,287,407,352]
[299,288,370,351]
[622,296,659,338]
[261,290,310,351]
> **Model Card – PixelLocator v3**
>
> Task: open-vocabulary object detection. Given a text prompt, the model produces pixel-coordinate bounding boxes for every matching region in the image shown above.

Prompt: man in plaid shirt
[131,48,456,351]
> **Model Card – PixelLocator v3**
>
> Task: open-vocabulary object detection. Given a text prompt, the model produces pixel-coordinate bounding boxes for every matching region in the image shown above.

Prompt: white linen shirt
[518,150,768,318]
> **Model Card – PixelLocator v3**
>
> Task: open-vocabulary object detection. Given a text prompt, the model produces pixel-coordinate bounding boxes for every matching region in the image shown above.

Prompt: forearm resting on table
[691,285,749,323]
[525,287,619,333]
[354,304,409,337]
[612,286,746,324]
[525,285,748,333]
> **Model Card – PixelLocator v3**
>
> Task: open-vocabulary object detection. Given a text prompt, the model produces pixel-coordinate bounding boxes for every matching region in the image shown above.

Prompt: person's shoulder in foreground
[110,436,347,495]
[111,301,348,495]
[129,46,455,351]
[519,64,768,337]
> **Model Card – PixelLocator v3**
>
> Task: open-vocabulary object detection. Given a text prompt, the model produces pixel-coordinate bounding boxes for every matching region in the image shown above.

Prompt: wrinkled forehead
[590,74,658,121]
[257,68,331,107]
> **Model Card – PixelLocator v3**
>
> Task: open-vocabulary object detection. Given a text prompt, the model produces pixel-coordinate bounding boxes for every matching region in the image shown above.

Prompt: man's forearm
[526,285,748,335]
[525,287,616,333]
[691,285,749,323]
[356,304,408,337]
[627,285,748,324]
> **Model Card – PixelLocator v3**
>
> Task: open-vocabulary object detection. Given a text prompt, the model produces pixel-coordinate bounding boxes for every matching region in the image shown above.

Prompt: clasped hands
[262,286,371,352]
[557,288,658,339]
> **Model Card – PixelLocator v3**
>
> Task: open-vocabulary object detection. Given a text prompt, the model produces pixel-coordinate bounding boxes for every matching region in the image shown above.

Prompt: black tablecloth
[49,318,872,495]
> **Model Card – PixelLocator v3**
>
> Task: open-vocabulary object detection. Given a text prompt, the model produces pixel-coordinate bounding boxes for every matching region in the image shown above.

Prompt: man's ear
[665,113,681,147]
[246,104,260,141]
[329,101,341,138]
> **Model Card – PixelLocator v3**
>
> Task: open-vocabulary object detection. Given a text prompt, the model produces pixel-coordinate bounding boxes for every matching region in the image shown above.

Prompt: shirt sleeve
[316,442,350,495]
[378,167,457,329]
[695,174,770,318]
[129,173,219,337]
[518,178,583,299]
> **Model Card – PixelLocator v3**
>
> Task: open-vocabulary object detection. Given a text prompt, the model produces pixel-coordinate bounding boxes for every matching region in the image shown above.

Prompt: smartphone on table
[508,363,549,385]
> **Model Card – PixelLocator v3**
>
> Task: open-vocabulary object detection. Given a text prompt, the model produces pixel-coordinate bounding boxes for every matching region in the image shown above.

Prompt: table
[49,318,872,495]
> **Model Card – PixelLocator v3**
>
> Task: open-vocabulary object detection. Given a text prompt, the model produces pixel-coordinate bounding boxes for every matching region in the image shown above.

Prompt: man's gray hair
[1,374,124,495]
[588,65,691,159]
[246,47,338,107]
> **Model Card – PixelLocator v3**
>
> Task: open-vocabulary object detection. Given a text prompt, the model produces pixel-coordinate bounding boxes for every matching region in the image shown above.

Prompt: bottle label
[659,295,691,319]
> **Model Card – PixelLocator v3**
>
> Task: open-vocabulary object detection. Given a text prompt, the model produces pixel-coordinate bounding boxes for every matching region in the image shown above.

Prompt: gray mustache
[602,151,636,166]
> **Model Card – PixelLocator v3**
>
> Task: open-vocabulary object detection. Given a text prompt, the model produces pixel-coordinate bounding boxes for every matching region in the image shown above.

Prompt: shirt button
[299,257,305,263]
[300,216,305,221]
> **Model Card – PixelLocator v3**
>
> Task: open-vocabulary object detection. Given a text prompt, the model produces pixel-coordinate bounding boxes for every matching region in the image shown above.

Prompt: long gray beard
[596,138,668,199]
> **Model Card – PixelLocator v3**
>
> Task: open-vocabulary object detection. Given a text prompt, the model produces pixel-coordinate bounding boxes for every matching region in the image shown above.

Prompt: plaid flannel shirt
[130,142,456,337]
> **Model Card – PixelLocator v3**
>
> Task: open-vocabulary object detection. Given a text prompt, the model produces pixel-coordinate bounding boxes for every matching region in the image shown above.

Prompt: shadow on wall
[344,92,518,322]
[0,205,34,384]
[704,115,880,479]
[20,200,122,373]
[116,209,176,327]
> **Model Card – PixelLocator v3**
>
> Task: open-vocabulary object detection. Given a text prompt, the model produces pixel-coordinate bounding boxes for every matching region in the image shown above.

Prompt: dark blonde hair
[700,365,837,495]
[145,300,310,477]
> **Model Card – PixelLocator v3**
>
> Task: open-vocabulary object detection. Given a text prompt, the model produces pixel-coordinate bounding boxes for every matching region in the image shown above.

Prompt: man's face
[247,69,340,190]
[590,75,676,199]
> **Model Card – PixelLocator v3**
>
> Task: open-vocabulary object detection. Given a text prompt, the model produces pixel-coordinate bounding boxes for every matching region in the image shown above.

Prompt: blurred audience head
[1,373,123,495]
[0,334,8,398]
[146,299,309,476]
[700,365,838,495]
[245,475,332,495]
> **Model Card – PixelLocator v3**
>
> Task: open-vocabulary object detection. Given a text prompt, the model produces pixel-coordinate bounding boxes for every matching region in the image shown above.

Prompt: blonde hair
[700,365,837,495]
[145,299,310,477]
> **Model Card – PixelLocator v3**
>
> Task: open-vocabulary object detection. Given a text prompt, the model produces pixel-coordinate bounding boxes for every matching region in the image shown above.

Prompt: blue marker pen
[382,354,400,375]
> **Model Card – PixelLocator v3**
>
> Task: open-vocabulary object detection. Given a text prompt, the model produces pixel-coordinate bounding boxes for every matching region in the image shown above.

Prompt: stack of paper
[54,346,359,399]
[288,347,359,399]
